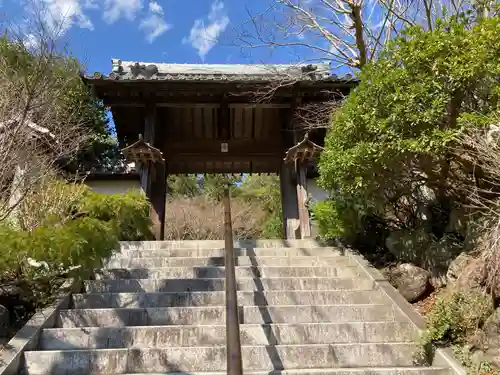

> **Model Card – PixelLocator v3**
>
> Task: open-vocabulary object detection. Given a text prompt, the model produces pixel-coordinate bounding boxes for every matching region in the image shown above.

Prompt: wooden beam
[296,161,311,238]
[280,164,300,240]
[165,140,283,157]
[219,96,230,140]
[228,103,290,109]
[160,104,220,109]
[140,102,164,240]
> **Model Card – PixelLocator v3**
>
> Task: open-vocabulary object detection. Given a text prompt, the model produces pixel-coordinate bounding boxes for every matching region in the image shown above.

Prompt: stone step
[120,239,323,250]
[84,277,374,293]
[112,247,342,259]
[23,343,421,374]
[57,305,396,327]
[40,322,418,349]
[72,290,387,309]
[96,266,363,280]
[97,370,451,375]
[104,256,355,268]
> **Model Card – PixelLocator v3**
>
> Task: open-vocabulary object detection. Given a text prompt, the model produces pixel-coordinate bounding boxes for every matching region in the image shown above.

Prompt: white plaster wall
[85,180,141,195]
[306,178,329,238]
[307,178,329,202]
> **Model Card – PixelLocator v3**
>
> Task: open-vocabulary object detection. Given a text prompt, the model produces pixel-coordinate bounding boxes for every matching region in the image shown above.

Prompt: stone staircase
[22,240,453,375]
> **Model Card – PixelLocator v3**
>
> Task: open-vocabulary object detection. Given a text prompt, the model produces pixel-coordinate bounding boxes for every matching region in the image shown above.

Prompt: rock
[483,307,500,347]
[456,257,486,291]
[447,252,474,284]
[387,263,431,302]
[0,304,9,337]
[430,267,448,289]
[470,349,488,370]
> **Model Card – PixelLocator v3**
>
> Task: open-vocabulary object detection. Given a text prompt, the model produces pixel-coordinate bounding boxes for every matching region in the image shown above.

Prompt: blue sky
[1,0,322,76]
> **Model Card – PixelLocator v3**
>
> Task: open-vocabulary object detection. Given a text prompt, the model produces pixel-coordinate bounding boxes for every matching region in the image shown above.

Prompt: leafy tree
[239,175,283,238]
[0,35,121,174]
[317,16,500,243]
[167,175,201,197]
[202,174,242,202]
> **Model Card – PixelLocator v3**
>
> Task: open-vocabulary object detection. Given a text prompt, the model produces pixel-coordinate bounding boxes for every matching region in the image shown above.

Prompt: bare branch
[0,3,94,225]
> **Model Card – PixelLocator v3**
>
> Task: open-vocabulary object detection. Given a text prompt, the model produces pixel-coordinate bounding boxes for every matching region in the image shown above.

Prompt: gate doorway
[83,61,356,239]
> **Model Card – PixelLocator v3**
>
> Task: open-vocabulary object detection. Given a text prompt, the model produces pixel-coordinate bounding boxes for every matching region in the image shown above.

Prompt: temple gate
[83,60,356,240]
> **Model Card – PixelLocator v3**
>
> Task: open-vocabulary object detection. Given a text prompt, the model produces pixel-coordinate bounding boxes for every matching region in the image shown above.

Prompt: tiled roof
[86,59,356,83]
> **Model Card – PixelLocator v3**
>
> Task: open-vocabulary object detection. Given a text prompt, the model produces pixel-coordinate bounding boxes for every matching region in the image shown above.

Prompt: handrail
[223,185,243,375]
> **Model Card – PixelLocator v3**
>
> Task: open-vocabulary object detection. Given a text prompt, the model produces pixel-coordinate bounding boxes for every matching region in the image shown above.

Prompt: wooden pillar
[149,163,166,240]
[296,161,311,238]
[141,102,167,240]
[280,164,300,239]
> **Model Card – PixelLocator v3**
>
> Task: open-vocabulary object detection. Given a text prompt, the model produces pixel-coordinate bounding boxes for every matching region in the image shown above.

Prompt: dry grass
[164,196,267,240]
[459,116,500,298]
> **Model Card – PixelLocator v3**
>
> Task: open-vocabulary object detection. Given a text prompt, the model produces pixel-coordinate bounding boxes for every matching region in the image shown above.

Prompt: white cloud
[102,0,143,23]
[139,1,171,43]
[23,33,41,50]
[149,0,162,14]
[184,0,229,60]
[27,0,171,43]
[39,0,94,32]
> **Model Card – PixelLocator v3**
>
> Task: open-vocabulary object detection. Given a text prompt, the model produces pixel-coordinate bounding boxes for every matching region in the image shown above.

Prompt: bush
[318,17,500,249]
[19,176,88,230]
[79,188,153,241]
[423,290,493,347]
[238,175,283,239]
[0,181,153,338]
[0,217,119,330]
[0,217,118,282]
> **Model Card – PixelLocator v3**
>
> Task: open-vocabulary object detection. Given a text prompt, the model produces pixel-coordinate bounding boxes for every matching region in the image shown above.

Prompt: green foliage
[0,217,118,307]
[202,174,242,202]
[19,176,88,229]
[423,291,493,346]
[168,175,201,197]
[79,188,153,241]
[0,35,121,173]
[312,198,364,241]
[0,181,153,331]
[239,175,283,238]
[318,17,500,245]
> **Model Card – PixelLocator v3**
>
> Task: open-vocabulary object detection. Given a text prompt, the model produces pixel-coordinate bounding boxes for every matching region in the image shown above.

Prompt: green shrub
[79,188,153,241]
[423,291,493,347]
[312,199,360,241]
[0,217,118,283]
[19,177,88,230]
[318,17,500,246]
[312,197,390,252]
[238,175,283,239]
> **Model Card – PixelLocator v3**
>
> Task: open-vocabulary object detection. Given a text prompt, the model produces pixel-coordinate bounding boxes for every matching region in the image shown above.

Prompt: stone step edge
[108,255,350,258]
[103,369,450,375]
[85,277,369,281]
[61,303,390,312]
[27,342,419,352]
[44,321,411,330]
[73,290,384,296]
[115,245,342,254]
[99,265,358,269]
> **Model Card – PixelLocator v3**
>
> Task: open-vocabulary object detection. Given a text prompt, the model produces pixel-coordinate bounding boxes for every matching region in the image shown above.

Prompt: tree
[202,174,242,202]
[240,0,498,71]
[0,19,115,223]
[167,175,201,198]
[238,174,283,238]
[316,16,500,241]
